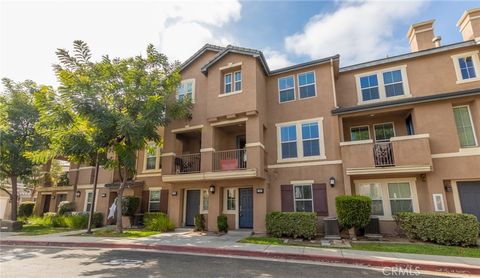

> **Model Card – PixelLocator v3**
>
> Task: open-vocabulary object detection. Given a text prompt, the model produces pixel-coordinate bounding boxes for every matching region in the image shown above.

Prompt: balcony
[213,149,247,171]
[340,134,433,175]
[174,153,201,174]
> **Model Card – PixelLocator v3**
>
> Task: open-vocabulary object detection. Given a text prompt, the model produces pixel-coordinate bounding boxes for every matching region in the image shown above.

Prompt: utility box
[365,216,382,240]
[324,217,341,240]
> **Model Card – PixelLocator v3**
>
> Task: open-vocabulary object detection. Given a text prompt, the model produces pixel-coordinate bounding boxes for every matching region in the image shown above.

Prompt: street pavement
[0,246,442,278]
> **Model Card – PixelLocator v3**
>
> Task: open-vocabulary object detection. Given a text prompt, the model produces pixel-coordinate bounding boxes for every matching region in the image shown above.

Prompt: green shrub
[57,172,70,186]
[122,196,140,216]
[144,212,175,232]
[336,195,371,230]
[57,201,75,215]
[396,212,479,246]
[18,202,35,218]
[92,212,104,228]
[194,214,205,231]
[63,214,88,229]
[217,214,228,233]
[266,212,317,239]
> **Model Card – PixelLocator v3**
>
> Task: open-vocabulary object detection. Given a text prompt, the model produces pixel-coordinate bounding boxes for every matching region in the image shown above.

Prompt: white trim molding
[340,139,373,146]
[160,152,176,157]
[171,125,203,134]
[431,147,480,159]
[268,160,342,169]
[245,142,265,149]
[162,169,258,182]
[451,51,480,84]
[290,180,314,185]
[346,165,432,176]
[390,134,430,142]
[200,148,216,153]
[219,62,242,71]
[210,117,248,127]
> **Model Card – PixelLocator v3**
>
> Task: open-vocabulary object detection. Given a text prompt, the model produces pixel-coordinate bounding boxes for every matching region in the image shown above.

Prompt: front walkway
[1,229,479,276]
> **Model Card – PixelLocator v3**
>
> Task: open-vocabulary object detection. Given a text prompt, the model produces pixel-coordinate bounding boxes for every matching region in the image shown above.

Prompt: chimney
[432,36,442,47]
[407,20,436,52]
[457,8,480,42]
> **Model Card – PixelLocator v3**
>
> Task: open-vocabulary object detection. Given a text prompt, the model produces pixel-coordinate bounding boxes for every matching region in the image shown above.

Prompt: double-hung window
[453,105,477,148]
[301,122,320,157]
[294,185,313,212]
[144,142,161,171]
[357,66,409,103]
[359,74,380,101]
[374,123,395,142]
[177,79,195,101]
[280,125,297,159]
[357,183,384,215]
[452,51,480,83]
[383,70,404,97]
[201,189,209,213]
[298,72,316,99]
[224,73,232,94]
[277,118,325,162]
[459,56,477,80]
[388,182,413,215]
[226,188,236,211]
[234,71,241,91]
[149,190,161,212]
[350,126,370,141]
[278,76,295,103]
[85,191,93,212]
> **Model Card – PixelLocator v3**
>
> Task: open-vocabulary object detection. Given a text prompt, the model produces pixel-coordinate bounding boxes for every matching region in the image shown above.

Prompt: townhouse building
[33,8,480,235]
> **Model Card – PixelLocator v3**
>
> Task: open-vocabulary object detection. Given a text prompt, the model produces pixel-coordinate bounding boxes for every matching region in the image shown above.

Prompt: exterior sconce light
[101,193,107,198]
[256,188,264,194]
[171,191,178,196]
[329,177,336,187]
[443,180,452,192]
[76,191,81,198]
[51,195,56,200]
[209,185,216,194]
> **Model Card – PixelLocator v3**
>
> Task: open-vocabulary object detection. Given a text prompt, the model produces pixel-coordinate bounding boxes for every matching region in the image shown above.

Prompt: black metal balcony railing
[373,142,394,167]
[213,149,247,171]
[174,153,201,174]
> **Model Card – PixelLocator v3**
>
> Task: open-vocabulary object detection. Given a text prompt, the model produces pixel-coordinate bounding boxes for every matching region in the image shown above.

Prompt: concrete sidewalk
[1,229,480,276]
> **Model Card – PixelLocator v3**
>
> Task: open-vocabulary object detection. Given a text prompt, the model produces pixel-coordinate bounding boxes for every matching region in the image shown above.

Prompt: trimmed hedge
[266,212,317,239]
[57,201,75,215]
[397,212,479,246]
[122,196,140,217]
[336,195,371,230]
[18,202,35,218]
[29,212,103,229]
[194,214,206,231]
[144,212,175,232]
[217,214,228,233]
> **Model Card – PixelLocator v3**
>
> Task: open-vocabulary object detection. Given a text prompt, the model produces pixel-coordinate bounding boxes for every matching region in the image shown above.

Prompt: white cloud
[263,48,294,70]
[0,1,241,87]
[284,0,429,65]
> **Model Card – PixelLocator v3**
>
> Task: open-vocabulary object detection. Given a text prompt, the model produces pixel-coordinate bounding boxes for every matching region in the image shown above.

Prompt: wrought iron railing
[174,153,201,174]
[213,149,247,171]
[373,142,394,167]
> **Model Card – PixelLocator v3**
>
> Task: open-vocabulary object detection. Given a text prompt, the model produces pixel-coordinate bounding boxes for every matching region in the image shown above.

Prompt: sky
[1,0,478,87]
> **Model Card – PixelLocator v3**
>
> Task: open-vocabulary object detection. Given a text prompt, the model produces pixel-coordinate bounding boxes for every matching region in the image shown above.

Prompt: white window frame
[200,189,209,214]
[276,117,326,163]
[224,73,233,94]
[177,79,195,103]
[293,184,314,212]
[279,124,298,160]
[355,65,411,105]
[143,142,161,173]
[432,194,445,212]
[451,51,480,84]
[357,182,384,216]
[373,122,396,142]
[148,188,161,212]
[453,105,478,148]
[278,75,296,103]
[354,178,419,220]
[350,125,371,141]
[84,190,93,212]
[223,188,238,213]
[233,70,242,92]
[297,71,317,99]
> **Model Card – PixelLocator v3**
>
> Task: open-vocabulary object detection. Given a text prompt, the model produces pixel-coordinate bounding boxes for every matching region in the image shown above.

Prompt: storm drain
[103,259,143,266]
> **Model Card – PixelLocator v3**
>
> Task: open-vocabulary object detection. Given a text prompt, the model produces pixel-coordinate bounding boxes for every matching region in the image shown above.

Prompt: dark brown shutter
[281,184,294,212]
[159,189,169,213]
[313,183,328,216]
[142,190,149,213]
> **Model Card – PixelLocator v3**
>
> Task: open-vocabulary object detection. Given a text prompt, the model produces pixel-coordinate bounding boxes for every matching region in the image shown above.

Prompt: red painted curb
[1,240,479,275]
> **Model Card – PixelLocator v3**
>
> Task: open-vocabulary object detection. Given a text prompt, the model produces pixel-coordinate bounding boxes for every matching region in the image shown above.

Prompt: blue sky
[1,1,478,87]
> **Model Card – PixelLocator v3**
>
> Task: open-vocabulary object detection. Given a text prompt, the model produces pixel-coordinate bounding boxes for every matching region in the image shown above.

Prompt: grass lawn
[19,224,73,236]
[238,236,284,245]
[79,228,160,238]
[352,242,480,258]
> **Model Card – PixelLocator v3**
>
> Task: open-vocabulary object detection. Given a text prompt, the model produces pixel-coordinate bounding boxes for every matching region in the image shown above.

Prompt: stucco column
[253,182,267,234]
[201,125,215,172]
[207,186,222,231]
[343,172,352,195]
[169,189,183,227]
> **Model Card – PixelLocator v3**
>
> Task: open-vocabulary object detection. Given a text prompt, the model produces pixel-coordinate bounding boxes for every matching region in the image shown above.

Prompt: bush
[122,196,140,216]
[336,195,371,230]
[266,212,317,239]
[57,201,75,215]
[217,214,228,233]
[18,202,35,218]
[397,212,479,246]
[144,212,175,232]
[63,214,88,229]
[28,212,103,229]
[57,172,69,186]
[194,214,205,231]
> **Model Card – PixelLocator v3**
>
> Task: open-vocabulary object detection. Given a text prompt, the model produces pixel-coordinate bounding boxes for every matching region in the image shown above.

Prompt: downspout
[330,58,338,108]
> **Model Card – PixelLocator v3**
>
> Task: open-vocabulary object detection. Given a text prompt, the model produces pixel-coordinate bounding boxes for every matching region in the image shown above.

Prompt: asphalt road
[0,246,441,278]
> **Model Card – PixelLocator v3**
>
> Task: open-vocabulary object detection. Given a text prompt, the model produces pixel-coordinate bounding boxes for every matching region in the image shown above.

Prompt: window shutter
[281,184,294,212]
[142,190,149,213]
[312,183,328,216]
[159,189,169,213]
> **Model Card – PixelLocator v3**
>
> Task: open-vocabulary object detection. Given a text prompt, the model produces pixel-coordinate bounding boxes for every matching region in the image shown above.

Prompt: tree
[0,79,45,220]
[54,41,191,232]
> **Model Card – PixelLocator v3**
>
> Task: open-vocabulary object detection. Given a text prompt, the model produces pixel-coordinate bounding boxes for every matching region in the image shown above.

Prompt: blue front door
[239,188,253,228]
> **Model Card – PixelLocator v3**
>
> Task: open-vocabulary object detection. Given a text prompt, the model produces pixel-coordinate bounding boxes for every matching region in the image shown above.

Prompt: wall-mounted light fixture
[51,195,56,200]
[76,191,81,197]
[443,180,452,192]
[171,191,178,196]
[256,188,264,194]
[329,177,336,187]
[209,184,216,194]
[101,193,107,198]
